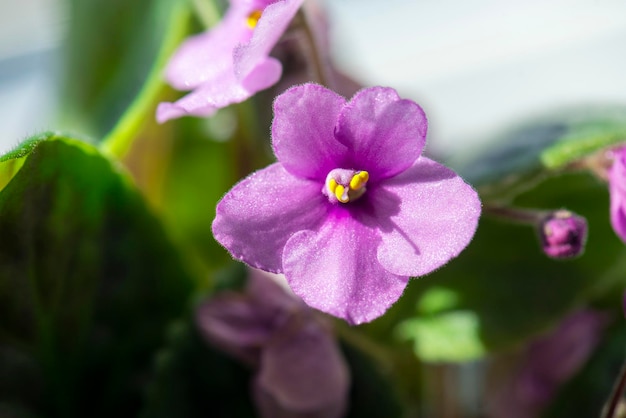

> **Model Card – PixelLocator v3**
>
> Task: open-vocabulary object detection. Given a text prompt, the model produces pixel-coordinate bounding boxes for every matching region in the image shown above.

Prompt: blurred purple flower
[157,0,304,123]
[488,310,610,418]
[212,83,481,324]
[539,210,587,259]
[609,146,626,243]
[197,269,350,418]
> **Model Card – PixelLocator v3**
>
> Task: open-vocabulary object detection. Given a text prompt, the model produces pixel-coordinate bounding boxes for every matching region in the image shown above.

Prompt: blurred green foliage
[0,133,195,417]
[2,0,626,415]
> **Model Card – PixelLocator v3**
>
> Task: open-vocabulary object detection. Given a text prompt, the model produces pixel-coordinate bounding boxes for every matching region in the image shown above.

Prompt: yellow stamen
[246,10,263,29]
[335,184,349,203]
[328,178,338,194]
[349,171,370,190]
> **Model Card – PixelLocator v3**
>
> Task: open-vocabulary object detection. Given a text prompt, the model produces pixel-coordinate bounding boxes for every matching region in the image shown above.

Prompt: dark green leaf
[0,133,196,417]
[141,319,257,418]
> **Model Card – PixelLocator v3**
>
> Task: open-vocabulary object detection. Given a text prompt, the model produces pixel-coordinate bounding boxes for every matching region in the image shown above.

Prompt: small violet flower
[609,146,626,243]
[212,83,481,324]
[197,269,350,418]
[539,210,587,259]
[157,0,304,123]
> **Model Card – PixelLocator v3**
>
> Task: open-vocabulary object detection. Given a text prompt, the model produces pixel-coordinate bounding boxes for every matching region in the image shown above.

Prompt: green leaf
[60,0,192,141]
[452,108,626,201]
[396,311,486,362]
[141,319,257,418]
[0,133,196,417]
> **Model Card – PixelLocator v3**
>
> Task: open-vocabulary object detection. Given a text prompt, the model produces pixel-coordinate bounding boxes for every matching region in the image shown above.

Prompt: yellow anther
[328,178,338,193]
[349,170,370,191]
[335,185,349,203]
[246,10,263,29]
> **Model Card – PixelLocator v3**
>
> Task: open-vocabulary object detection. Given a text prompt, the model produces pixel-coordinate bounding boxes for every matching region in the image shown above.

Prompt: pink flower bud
[539,210,587,259]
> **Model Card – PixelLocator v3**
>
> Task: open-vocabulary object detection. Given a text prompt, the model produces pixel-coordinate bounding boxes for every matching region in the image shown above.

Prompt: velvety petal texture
[197,269,350,418]
[163,5,251,90]
[372,157,481,277]
[283,211,408,324]
[609,146,626,242]
[335,87,427,180]
[272,84,348,180]
[213,83,481,324]
[213,163,328,273]
[234,0,305,82]
[157,0,304,123]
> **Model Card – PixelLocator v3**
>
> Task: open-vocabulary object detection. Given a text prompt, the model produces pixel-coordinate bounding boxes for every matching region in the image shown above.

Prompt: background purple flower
[197,269,350,418]
[487,310,610,418]
[609,146,626,243]
[212,83,481,324]
[157,0,304,122]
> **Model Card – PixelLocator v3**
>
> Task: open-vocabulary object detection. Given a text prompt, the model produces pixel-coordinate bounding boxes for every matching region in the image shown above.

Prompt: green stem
[296,9,331,88]
[334,322,395,369]
[99,2,191,159]
[483,204,547,224]
[192,0,222,28]
[602,359,626,418]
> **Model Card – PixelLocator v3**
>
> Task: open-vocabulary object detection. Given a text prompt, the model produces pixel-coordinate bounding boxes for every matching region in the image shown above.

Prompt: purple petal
[247,268,304,319]
[157,68,277,123]
[272,84,348,180]
[609,147,626,242]
[254,321,349,418]
[241,56,283,92]
[196,295,273,365]
[282,210,408,324]
[164,5,251,90]
[371,157,481,277]
[334,87,427,180]
[212,163,328,273]
[234,0,305,81]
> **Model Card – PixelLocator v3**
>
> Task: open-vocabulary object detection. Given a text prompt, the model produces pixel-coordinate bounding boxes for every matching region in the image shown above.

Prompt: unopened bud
[539,210,588,259]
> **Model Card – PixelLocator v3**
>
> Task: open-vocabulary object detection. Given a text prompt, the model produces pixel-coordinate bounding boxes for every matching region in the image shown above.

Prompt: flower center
[323,169,369,204]
[246,10,263,29]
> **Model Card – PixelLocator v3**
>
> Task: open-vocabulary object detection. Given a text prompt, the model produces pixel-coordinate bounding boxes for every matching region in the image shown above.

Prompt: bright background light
[2,0,626,155]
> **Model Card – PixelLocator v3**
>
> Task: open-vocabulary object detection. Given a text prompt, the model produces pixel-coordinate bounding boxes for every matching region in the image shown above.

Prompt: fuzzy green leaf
[0,134,195,417]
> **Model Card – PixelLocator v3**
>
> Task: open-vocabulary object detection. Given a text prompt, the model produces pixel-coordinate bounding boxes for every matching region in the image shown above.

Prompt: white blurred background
[1,0,626,155]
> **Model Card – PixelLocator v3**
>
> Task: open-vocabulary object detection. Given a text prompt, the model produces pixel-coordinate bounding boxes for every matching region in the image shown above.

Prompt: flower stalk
[602,360,626,418]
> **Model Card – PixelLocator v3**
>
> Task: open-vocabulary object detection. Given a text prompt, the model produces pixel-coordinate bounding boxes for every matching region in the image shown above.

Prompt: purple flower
[197,269,350,418]
[156,0,304,123]
[539,210,587,259]
[212,83,481,324]
[609,146,626,243]
[488,310,609,418]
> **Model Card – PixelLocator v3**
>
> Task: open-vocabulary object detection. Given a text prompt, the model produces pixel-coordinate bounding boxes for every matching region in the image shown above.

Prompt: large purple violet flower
[609,146,626,242]
[197,269,350,418]
[212,83,481,324]
[157,0,304,123]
